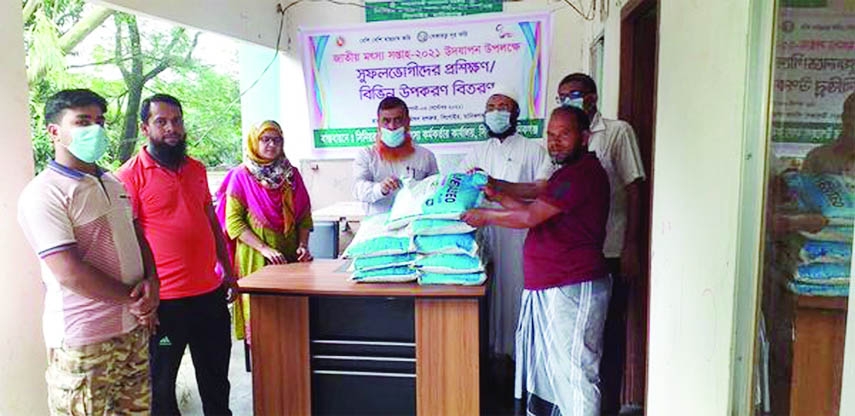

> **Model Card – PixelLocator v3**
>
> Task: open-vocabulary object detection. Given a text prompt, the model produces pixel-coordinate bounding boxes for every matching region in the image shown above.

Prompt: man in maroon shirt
[462,106,611,416]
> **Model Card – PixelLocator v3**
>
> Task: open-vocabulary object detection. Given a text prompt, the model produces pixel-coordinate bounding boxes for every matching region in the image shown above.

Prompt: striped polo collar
[48,160,104,180]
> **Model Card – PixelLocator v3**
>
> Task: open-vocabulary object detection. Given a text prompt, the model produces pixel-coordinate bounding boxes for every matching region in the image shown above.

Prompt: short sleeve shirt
[18,161,144,348]
[588,112,646,257]
[117,148,220,300]
[523,152,610,290]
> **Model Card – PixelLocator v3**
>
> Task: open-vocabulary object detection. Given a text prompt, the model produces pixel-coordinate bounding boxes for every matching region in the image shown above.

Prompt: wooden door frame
[619,0,659,124]
[618,0,659,409]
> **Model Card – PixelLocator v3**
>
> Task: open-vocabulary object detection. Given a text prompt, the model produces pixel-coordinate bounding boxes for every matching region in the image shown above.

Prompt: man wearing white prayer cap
[457,83,553,399]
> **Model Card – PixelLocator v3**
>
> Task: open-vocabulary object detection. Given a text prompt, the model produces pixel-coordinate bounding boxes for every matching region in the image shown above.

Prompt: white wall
[584,0,624,118]
[644,1,752,414]
[585,2,759,411]
[0,2,50,414]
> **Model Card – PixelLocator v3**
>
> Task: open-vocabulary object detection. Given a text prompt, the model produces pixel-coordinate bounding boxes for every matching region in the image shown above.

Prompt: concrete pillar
[0,1,50,414]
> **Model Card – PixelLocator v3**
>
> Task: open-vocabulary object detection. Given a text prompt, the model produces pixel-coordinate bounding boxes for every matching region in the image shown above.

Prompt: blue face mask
[68,124,109,163]
[484,110,512,134]
[380,127,406,148]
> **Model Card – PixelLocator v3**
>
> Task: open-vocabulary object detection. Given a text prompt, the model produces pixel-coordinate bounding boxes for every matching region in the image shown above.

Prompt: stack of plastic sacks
[343,172,489,285]
[412,219,488,285]
[782,172,854,296]
[343,213,419,282]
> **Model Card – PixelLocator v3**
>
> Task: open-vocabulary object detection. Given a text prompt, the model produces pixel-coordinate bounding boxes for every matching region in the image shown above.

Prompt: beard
[551,147,584,166]
[376,135,415,162]
[148,136,187,167]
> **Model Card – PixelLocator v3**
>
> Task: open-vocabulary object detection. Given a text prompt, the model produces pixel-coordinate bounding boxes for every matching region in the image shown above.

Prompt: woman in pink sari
[216,120,313,341]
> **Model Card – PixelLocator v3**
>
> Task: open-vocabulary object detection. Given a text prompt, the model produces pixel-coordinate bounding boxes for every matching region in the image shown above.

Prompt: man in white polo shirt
[18,89,159,415]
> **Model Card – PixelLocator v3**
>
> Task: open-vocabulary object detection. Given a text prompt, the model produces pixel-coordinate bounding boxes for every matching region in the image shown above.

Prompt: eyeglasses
[555,90,587,104]
[259,136,283,145]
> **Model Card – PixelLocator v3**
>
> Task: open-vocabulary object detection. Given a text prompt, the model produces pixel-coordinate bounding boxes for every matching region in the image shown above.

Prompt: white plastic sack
[410,218,476,236]
[413,232,479,256]
[350,266,418,283]
[350,253,417,271]
[418,271,487,286]
[385,172,487,230]
[783,173,855,219]
[385,174,443,230]
[415,253,484,274]
[343,213,412,258]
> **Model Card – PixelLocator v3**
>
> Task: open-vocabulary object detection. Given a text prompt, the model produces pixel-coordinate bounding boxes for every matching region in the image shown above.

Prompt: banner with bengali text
[772,6,855,145]
[299,12,551,149]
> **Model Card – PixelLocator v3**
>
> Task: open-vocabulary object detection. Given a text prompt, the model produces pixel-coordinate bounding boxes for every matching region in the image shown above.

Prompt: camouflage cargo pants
[47,326,150,416]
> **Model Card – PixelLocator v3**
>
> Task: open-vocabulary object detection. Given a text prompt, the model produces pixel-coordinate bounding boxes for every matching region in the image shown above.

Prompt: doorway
[618,0,659,410]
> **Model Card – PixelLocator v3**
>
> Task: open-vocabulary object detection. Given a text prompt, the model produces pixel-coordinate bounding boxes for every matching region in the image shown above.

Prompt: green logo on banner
[365,0,503,22]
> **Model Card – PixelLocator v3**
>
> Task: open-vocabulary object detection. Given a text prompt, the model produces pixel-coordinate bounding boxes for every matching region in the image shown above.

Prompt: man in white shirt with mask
[353,96,439,216]
[457,86,552,398]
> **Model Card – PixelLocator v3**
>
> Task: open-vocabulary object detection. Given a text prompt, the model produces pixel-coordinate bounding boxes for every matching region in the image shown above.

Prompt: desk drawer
[310,296,417,415]
[313,353,416,374]
[312,371,415,415]
[310,296,414,341]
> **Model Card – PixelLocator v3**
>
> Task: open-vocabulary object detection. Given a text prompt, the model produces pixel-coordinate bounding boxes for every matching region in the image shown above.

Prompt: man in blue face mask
[353,96,439,215]
[17,89,159,415]
[457,85,553,401]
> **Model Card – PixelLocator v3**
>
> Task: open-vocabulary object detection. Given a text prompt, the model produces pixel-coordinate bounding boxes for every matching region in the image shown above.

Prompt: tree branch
[128,16,143,79]
[59,5,114,54]
[115,16,131,81]
[22,0,43,26]
[141,28,197,83]
[67,55,134,69]
[183,32,201,64]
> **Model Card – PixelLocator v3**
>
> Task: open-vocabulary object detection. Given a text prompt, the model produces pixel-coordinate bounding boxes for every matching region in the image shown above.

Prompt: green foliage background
[25,0,242,172]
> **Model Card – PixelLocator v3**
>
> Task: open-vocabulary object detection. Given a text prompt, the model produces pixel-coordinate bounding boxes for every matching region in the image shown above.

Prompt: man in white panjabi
[353,96,439,216]
[457,85,552,392]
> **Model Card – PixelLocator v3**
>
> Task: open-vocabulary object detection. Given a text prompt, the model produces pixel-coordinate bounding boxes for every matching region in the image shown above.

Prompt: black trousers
[600,258,628,414]
[150,285,232,416]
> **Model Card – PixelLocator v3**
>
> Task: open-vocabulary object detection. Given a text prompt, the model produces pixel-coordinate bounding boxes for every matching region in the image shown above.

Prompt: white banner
[772,6,855,146]
[299,12,551,150]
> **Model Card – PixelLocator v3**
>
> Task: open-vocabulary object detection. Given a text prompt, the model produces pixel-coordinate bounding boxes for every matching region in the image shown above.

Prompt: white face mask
[484,110,512,134]
[380,127,406,147]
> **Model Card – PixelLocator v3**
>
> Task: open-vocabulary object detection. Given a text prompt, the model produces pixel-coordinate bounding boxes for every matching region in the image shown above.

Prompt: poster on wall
[299,12,551,151]
[772,2,855,156]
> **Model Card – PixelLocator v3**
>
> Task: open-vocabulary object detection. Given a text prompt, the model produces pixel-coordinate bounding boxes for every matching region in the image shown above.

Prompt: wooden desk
[789,294,847,416]
[238,259,486,416]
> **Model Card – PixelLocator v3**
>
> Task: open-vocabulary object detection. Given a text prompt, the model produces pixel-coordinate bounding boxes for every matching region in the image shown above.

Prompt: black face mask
[148,137,187,168]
